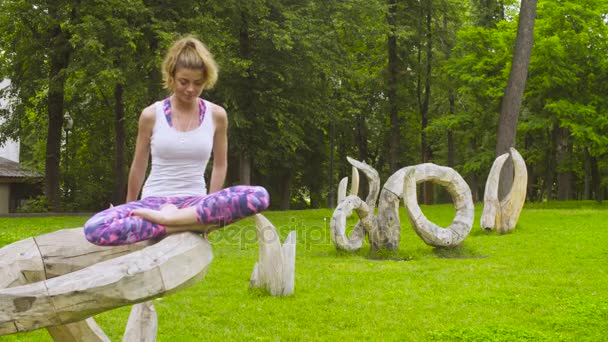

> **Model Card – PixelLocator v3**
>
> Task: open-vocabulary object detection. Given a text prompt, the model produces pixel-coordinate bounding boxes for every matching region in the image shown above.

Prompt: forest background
[0,0,607,212]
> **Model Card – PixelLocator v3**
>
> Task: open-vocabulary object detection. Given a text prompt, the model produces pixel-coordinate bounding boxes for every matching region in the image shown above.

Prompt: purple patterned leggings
[84,186,270,246]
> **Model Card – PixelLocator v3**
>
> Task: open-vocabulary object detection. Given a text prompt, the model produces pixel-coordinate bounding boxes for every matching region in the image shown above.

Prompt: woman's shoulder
[204,100,227,122]
[139,103,157,126]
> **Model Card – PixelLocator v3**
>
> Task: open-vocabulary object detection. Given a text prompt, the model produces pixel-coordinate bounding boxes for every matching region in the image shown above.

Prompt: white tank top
[141,99,214,198]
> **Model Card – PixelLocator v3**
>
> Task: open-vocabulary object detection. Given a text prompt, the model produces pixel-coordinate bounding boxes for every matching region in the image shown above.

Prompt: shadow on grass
[367,248,412,261]
[468,227,517,237]
[432,245,489,259]
[317,247,412,261]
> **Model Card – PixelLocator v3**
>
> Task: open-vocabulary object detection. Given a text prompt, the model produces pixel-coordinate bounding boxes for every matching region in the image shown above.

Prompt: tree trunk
[469,138,480,202]
[46,19,71,212]
[387,0,400,173]
[238,9,255,188]
[112,83,126,205]
[476,0,505,27]
[239,154,251,185]
[555,126,573,200]
[544,125,557,200]
[446,77,456,170]
[146,36,163,104]
[584,147,592,200]
[419,1,433,205]
[355,110,369,163]
[589,152,600,202]
[495,0,537,198]
[328,121,335,208]
[279,171,292,210]
[444,11,456,169]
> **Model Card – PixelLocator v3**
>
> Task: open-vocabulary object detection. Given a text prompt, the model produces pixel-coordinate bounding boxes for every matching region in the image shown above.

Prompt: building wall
[0,184,9,214]
[0,79,19,163]
[1,79,18,213]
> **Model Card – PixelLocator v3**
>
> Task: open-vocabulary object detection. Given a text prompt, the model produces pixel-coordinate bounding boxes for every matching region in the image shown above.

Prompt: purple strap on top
[163,97,206,128]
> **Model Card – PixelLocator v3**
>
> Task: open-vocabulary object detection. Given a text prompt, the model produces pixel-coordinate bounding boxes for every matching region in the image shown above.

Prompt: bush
[16,195,49,213]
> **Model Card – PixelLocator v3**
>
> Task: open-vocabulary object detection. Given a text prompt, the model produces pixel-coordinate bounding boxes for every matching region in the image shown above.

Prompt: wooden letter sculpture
[250,214,296,296]
[331,157,474,253]
[481,147,528,233]
[401,164,474,247]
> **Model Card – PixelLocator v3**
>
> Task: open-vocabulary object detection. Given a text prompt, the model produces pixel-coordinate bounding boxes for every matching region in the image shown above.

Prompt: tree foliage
[1,0,607,211]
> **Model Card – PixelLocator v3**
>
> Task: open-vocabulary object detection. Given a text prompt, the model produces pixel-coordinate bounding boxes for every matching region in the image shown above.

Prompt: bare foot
[132,204,178,225]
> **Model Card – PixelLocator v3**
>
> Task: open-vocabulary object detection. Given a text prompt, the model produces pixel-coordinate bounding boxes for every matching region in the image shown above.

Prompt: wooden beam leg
[123,301,157,342]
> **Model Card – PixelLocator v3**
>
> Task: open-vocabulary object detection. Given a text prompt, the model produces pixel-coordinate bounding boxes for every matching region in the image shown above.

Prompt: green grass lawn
[1,202,607,341]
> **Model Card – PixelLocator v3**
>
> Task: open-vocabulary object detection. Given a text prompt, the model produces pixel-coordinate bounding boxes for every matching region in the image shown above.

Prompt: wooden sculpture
[0,213,292,340]
[402,164,474,247]
[481,147,528,233]
[0,229,212,337]
[0,227,153,340]
[0,234,211,334]
[337,166,359,205]
[250,214,296,296]
[331,157,474,253]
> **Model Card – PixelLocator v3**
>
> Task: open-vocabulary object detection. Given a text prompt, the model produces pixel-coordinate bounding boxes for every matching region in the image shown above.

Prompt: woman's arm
[208,105,228,194]
[126,106,155,202]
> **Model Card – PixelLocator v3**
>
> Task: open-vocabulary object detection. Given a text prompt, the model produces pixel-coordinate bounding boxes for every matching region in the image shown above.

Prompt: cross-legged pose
[84,185,269,245]
[85,35,270,246]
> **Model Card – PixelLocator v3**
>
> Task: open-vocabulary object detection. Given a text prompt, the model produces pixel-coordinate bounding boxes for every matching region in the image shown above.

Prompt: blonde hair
[162,36,219,91]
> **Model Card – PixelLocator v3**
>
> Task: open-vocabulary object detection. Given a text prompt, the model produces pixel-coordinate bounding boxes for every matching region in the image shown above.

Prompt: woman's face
[172,68,205,102]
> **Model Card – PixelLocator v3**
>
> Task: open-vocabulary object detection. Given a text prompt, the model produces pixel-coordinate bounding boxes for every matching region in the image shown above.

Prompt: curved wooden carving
[481,147,528,233]
[250,214,296,296]
[402,164,474,247]
[337,166,360,206]
[330,195,373,252]
[331,158,475,253]
[346,157,380,210]
[0,232,212,336]
[0,228,152,340]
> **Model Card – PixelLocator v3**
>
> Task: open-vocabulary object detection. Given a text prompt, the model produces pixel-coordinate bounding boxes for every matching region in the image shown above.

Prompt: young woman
[84,36,269,246]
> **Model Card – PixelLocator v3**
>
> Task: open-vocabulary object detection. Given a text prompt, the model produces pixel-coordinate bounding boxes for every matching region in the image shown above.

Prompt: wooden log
[250,214,296,296]
[402,164,474,247]
[34,227,151,279]
[47,318,110,342]
[0,237,45,288]
[330,195,373,252]
[122,301,157,342]
[481,147,527,233]
[0,232,212,335]
[0,229,133,341]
